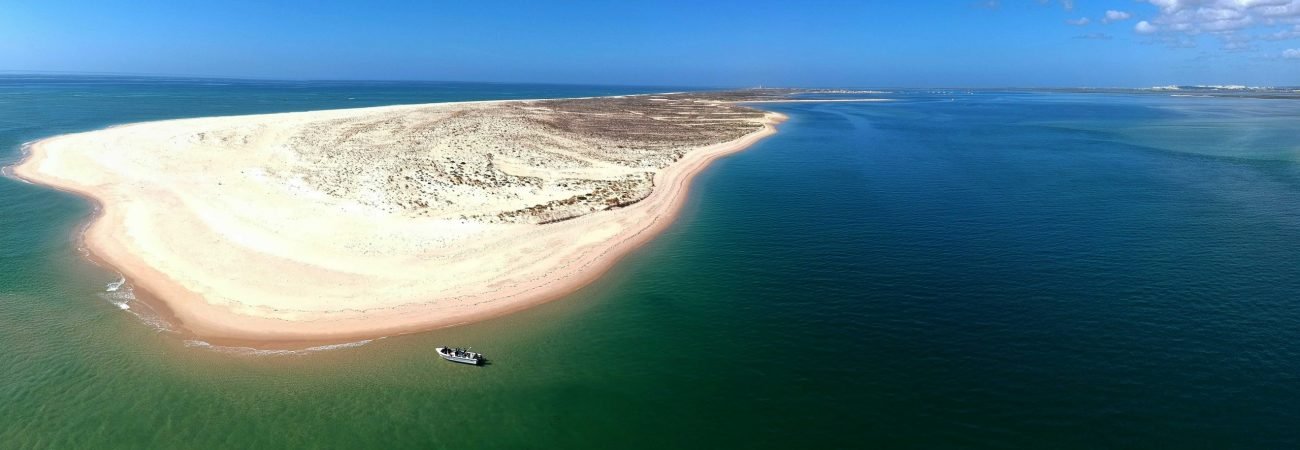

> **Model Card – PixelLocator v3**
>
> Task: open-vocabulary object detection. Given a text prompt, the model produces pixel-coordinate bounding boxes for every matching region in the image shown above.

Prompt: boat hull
[435,347,482,365]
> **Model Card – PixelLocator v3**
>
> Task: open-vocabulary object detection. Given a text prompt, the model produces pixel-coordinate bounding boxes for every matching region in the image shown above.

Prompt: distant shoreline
[742,98,892,103]
[12,94,785,347]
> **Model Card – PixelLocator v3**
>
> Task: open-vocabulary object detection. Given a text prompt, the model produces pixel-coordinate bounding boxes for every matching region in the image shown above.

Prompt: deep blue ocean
[1,76,1298,448]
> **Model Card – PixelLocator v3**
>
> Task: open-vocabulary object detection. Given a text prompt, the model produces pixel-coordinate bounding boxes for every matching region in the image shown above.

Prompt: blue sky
[2,0,1298,87]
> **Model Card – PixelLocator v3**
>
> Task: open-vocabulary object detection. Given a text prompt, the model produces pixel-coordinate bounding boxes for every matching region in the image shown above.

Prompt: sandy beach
[13,94,783,344]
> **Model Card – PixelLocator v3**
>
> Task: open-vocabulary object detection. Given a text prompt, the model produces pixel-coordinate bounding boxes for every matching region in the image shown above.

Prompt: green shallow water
[3,78,1300,448]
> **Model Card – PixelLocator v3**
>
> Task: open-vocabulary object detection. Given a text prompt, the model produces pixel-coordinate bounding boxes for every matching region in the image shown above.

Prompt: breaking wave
[0,141,35,183]
[98,273,377,355]
[106,274,126,292]
[98,274,175,333]
[98,276,133,310]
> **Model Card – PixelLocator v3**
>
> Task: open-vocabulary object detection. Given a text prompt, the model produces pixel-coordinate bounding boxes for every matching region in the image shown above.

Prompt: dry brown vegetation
[236,91,779,224]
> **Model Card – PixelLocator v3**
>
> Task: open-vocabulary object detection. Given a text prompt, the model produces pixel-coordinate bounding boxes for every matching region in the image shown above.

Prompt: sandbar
[13,93,784,344]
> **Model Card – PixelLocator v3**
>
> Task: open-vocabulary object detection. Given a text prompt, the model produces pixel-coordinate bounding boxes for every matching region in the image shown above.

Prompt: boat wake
[183,338,380,356]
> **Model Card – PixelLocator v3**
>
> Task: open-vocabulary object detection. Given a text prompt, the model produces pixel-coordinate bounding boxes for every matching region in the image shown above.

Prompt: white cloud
[1102,10,1133,24]
[1038,0,1075,10]
[1137,0,1300,37]
[1284,48,1300,58]
[1075,32,1115,40]
[1049,0,1300,51]
[1264,25,1300,40]
[1222,39,1253,51]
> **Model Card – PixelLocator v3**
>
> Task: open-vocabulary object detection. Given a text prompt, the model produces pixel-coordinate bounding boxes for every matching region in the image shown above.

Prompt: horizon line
[1,70,1296,91]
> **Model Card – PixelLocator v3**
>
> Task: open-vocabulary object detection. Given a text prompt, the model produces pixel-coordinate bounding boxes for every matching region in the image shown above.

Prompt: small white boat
[436,347,483,365]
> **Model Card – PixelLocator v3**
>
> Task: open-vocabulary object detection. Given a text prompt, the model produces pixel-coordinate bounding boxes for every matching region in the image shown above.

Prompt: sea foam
[99,273,375,354]
[98,274,175,333]
[106,274,126,292]
[183,338,379,356]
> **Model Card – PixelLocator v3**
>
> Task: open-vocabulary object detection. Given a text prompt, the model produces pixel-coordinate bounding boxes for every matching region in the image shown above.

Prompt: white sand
[14,97,783,343]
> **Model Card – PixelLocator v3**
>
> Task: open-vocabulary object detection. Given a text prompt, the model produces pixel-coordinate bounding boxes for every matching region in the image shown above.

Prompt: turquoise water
[2,77,1299,448]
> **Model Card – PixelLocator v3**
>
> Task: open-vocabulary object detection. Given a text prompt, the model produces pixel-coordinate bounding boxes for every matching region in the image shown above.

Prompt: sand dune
[14,93,783,343]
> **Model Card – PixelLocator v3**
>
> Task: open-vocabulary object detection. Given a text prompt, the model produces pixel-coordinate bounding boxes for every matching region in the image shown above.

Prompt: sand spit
[13,92,785,343]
